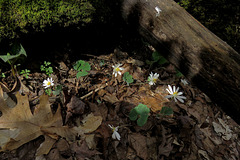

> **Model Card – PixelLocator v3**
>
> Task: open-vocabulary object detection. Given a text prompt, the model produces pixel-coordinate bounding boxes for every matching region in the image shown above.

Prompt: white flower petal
[43,78,54,89]
[112,132,116,139]
[108,124,113,129]
[154,73,159,78]
[173,86,176,93]
[176,87,179,93]
[149,81,154,85]
[173,97,178,102]
[112,64,124,77]
[165,95,173,99]
[166,85,186,103]
[168,85,173,94]
[177,96,186,99]
[177,92,183,95]
[114,131,121,141]
[166,89,172,94]
[181,79,188,85]
[177,97,184,103]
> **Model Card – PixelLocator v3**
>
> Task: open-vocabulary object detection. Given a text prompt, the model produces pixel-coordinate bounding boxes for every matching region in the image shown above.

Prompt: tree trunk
[120,0,240,123]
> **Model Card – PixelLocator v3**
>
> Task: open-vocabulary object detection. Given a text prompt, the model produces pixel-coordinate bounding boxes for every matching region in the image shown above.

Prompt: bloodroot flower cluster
[108,124,121,141]
[43,77,54,89]
[112,64,124,77]
[165,85,186,103]
[148,72,159,85]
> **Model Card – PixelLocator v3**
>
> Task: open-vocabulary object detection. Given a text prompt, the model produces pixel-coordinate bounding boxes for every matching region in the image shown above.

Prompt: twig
[80,83,108,100]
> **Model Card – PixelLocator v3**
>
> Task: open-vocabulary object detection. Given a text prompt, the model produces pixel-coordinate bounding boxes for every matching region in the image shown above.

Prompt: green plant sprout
[0,43,27,77]
[40,61,53,76]
[0,73,5,78]
[146,51,168,66]
[20,69,30,79]
[0,69,6,78]
[123,72,134,85]
[159,106,173,116]
[45,88,52,96]
[73,60,91,78]
[129,103,150,127]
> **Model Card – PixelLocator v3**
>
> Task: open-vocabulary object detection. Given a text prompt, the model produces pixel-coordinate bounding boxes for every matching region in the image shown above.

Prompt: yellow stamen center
[173,92,178,96]
[111,127,116,132]
[47,82,51,86]
[153,78,157,82]
[115,67,120,72]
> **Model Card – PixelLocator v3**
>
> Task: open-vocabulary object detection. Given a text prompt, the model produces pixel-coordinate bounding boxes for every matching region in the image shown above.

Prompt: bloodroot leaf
[137,115,148,127]
[129,108,138,121]
[129,104,150,127]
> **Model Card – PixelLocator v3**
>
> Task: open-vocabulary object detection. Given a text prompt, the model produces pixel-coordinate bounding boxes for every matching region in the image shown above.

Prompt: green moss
[0,0,95,39]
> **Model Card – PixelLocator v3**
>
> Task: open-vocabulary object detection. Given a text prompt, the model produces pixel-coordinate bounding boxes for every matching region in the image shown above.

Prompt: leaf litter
[0,47,240,160]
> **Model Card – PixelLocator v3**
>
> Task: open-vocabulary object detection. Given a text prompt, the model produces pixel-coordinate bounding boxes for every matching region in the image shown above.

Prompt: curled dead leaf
[0,87,77,157]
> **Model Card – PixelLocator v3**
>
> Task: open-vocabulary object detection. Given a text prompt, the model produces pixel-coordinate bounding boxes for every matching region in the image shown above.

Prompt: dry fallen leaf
[75,113,102,134]
[70,140,101,160]
[128,133,148,159]
[65,95,86,123]
[0,87,77,156]
[128,85,169,113]
[212,118,233,141]
[103,93,119,104]
[66,95,86,115]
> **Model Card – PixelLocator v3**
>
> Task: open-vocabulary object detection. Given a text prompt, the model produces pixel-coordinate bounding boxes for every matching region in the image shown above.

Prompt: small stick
[80,83,108,100]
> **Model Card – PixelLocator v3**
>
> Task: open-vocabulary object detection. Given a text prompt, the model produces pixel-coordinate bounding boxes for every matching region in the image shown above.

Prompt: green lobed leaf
[137,115,148,127]
[73,60,82,71]
[129,103,150,126]
[158,56,168,65]
[76,70,88,78]
[152,51,160,62]
[0,44,26,63]
[73,60,91,72]
[129,108,138,121]
[123,72,133,84]
[175,69,183,77]
[135,103,150,115]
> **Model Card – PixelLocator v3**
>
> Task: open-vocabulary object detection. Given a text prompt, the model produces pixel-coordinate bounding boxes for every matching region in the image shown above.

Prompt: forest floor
[0,34,240,160]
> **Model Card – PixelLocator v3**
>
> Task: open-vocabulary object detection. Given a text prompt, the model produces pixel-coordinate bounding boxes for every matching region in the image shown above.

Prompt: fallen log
[120,0,240,123]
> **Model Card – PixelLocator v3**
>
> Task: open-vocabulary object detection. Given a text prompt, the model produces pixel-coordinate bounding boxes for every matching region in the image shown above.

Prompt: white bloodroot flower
[181,79,188,86]
[108,124,121,141]
[165,85,186,103]
[112,64,124,77]
[148,72,159,85]
[155,6,162,17]
[43,77,54,89]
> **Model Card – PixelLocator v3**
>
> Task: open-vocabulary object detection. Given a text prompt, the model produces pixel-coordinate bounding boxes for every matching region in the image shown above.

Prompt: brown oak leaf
[0,87,77,156]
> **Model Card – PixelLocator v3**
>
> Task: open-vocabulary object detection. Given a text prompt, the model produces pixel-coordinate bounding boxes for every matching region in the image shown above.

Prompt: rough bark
[120,0,240,123]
